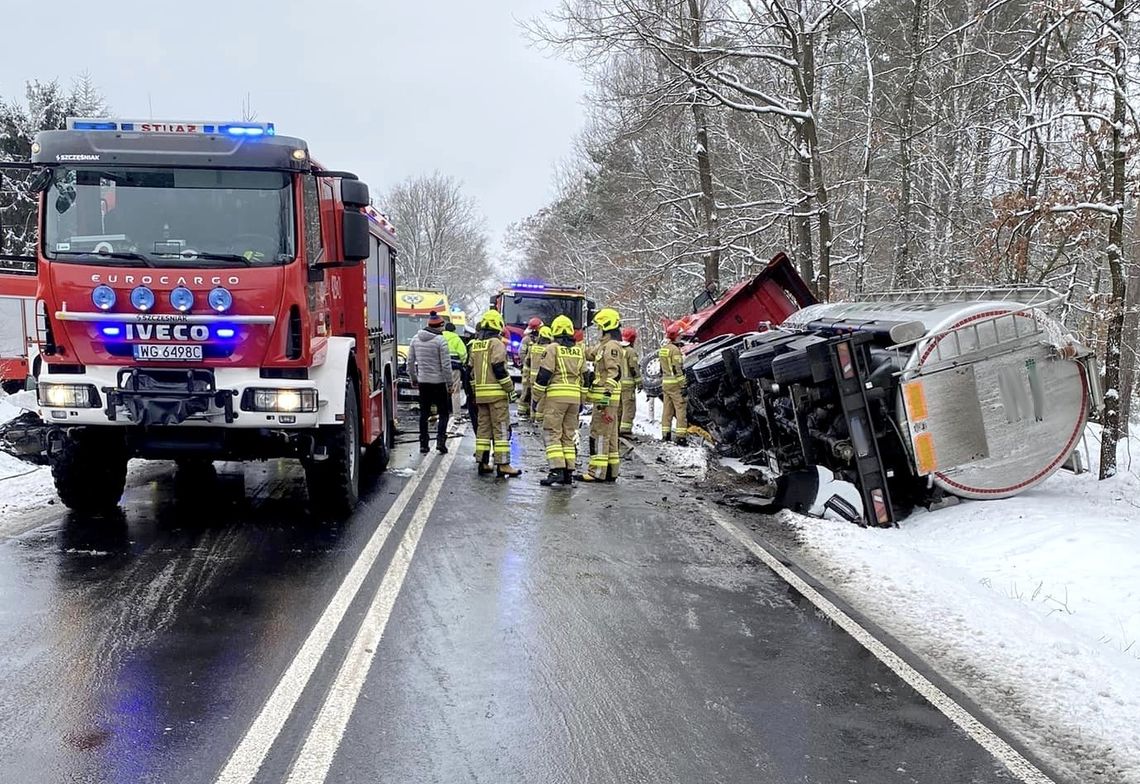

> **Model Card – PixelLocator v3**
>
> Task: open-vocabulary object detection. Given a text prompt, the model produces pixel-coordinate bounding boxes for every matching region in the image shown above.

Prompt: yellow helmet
[478,309,505,333]
[593,307,621,332]
[550,315,575,337]
[538,325,553,340]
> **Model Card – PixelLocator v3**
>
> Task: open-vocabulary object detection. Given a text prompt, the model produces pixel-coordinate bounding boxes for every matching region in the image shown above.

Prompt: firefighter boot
[540,469,563,487]
[562,468,574,485]
[497,464,522,478]
[477,454,494,475]
[662,432,672,443]
[675,436,689,447]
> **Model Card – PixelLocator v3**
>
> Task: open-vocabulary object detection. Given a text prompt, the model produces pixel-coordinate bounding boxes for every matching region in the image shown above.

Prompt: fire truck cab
[0,118,398,518]
[491,282,595,380]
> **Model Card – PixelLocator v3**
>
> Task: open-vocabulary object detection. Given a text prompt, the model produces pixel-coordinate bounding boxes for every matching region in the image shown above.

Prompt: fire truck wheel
[50,429,128,515]
[306,377,361,519]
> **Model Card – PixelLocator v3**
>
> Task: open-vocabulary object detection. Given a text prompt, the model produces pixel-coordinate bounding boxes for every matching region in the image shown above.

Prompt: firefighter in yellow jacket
[517,317,542,420]
[528,325,553,424]
[659,322,689,446]
[533,316,584,486]
[468,310,522,477]
[580,307,624,482]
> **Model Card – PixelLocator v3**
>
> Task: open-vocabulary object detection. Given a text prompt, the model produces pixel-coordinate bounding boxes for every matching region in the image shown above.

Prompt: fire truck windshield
[501,294,584,328]
[43,167,295,266]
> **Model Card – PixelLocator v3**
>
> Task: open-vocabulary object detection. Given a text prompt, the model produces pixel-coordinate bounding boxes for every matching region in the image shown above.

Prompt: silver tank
[783,297,1096,501]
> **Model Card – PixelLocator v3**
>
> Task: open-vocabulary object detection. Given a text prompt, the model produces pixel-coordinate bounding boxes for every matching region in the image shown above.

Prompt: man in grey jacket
[406,311,454,453]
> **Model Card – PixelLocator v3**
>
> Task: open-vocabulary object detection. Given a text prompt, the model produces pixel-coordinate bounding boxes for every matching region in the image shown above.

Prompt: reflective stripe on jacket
[588,336,622,403]
[659,341,685,387]
[468,338,514,402]
[534,343,585,403]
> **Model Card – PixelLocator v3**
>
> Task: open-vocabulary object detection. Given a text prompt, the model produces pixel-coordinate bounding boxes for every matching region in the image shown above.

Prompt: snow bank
[786,428,1140,783]
[0,393,55,516]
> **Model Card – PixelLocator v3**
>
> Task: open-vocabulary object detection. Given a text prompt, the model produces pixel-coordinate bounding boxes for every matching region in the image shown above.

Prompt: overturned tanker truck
[646,257,1102,526]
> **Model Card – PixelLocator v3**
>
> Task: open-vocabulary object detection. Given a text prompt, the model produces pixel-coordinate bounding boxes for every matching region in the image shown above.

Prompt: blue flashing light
[508,281,547,291]
[208,287,233,313]
[73,121,118,131]
[91,285,117,311]
[120,122,135,131]
[215,327,236,339]
[170,286,195,313]
[101,326,122,337]
[130,286,155,312]
[220,123,275,137]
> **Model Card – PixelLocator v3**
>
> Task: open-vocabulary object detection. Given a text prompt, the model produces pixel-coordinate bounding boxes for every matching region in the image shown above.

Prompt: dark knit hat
[427,311,445,328]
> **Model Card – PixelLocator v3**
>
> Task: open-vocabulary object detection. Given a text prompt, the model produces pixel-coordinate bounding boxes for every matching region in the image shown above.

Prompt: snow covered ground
[629,390,709,480]
[0,394,56,520]
[783,429,1140,783]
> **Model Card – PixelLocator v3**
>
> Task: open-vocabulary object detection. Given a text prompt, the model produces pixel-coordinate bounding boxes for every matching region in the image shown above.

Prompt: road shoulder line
[707,505,1057,784]
[621,436,1058,784]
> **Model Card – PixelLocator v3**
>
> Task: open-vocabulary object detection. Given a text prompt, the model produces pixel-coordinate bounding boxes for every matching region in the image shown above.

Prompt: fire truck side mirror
[341,179,370,209]
[587,299,597,324]
[341,211,369,264]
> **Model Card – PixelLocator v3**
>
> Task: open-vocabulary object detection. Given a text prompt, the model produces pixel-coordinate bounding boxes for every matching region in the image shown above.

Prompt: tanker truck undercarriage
[663,288,1101,526]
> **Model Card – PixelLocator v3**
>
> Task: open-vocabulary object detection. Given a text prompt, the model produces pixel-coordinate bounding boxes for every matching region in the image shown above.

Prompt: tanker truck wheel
[305,376,361,520]
[50,428,129,515]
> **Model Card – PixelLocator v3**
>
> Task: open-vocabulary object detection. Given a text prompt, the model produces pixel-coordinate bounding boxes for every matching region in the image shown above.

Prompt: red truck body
[0,118,399,516]
[675,252,816,342]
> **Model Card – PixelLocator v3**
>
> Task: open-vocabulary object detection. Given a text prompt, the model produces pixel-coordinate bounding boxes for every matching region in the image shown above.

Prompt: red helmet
[527,317,543,330]
[621,327,638,345]
[665,323,682,341]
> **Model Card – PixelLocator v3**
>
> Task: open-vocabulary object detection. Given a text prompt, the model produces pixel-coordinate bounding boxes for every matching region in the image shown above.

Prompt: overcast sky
[0,0,585,248]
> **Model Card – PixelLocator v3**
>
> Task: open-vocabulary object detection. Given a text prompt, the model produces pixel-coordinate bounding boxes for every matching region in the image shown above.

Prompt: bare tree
[380,172,493,314]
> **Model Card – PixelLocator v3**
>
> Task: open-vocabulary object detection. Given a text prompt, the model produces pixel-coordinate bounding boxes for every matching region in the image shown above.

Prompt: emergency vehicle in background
[395,288,449,397]
[0,117,399,518]
[0,276,36,393]
[491,281,595,380]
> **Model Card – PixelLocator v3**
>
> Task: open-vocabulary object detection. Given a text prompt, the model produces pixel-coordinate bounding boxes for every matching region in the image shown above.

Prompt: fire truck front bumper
[36,366,327,429]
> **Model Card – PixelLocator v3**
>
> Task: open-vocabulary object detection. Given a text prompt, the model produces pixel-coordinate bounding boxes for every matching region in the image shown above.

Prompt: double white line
[216,444,460,784]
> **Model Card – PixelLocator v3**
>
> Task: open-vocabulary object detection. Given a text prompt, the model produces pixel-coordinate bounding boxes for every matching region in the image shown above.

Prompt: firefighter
[529,325,553,424]
[580,307,624,482]
[468,309,522,477]
[517,317,543,420]
[534,316,584,486]
[619,327,641,437]
[660,322,689,446]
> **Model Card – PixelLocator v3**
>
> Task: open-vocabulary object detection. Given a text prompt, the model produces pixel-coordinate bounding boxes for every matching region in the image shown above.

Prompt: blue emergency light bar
[507,282,547,291]
[66,118,276,137]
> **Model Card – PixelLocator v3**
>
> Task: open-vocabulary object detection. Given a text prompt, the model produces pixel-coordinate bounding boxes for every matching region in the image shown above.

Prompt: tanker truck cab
[2,118,398,518]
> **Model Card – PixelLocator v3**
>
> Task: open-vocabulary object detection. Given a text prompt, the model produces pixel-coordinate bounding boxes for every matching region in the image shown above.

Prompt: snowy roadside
[629,390,709,480]
[0,395,57,520]
[779,429,1140,783]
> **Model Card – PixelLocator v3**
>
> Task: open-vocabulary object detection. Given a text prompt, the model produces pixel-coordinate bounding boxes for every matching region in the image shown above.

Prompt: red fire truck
[491,282,594,379]
[0,118,398,518]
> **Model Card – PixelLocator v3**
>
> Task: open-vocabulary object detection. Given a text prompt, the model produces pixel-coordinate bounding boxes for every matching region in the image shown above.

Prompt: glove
[510,390,519,403]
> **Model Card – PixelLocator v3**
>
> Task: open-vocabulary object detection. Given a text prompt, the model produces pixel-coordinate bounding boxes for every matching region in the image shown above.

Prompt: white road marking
[285,443,460,784]
[214,452,439,784]
[707,507,1057,784]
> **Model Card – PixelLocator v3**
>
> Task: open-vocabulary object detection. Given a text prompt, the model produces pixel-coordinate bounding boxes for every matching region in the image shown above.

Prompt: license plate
[132,343,203,361]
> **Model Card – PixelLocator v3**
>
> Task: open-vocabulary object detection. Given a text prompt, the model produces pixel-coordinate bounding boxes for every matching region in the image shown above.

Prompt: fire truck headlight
[38,383,100,409]
[170,286,195,313]
[91,285,116,311]
[131,286,155,312]
[208,287,233,313]
[241,388,319,414]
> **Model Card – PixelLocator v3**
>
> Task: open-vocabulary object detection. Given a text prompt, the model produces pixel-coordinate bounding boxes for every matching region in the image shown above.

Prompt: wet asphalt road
[0,410,1036,784]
